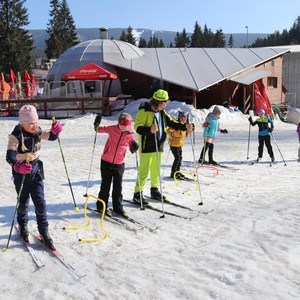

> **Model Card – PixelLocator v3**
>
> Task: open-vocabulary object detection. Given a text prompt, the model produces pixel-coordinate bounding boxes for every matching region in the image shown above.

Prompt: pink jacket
[97,125,135,164]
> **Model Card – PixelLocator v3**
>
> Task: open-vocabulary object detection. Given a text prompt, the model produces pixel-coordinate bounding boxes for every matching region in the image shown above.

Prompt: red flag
[23,71,31,99]
[30,74,35,84]
[9,69,16,81]
[9,69,16,94]
[1,72,5,93]
[254,81,273,117]
[24,70,31,82]
[30,74,37,97]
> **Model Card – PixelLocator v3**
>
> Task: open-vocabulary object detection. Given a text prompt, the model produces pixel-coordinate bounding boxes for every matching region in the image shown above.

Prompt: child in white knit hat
[6,105,63,250]
[198,105,228,165]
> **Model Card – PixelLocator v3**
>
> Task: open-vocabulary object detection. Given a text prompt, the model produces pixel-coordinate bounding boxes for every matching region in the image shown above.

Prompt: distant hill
[29,28,269,56]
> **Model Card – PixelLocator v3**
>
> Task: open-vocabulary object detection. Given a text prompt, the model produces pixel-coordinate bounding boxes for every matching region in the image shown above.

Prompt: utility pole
[245,26,249,47]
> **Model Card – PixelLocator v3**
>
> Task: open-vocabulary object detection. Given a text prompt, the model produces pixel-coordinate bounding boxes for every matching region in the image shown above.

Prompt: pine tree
[45,0,78,59]
[138,37,147,48]
[147,36,153,47]
[159,39,165,48]
[126,26,136,46]
[119,30,127,42]
[213,29,226,48]
[59,0,78,48]
[228,34,234,48]
[0,0,33,74]
[190,21,203,47]
[45,0,60,59]
[202,24,214,47]
[174,28,190,47]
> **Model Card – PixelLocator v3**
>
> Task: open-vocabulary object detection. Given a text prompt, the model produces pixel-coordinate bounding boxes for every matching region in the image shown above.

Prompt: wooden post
[192,90,197,108]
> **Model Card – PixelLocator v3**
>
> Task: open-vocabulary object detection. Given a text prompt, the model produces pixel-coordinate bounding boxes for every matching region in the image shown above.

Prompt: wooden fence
[0,96,132,119]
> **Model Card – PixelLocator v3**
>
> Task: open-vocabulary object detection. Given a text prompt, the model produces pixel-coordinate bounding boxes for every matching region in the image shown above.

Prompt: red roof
[64,63,117,80]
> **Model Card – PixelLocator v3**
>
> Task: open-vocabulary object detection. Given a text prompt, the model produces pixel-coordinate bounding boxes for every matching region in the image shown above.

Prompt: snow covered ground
[0,100,299,300]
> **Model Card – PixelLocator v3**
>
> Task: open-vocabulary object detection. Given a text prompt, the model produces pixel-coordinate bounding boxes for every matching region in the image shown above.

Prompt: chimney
[99,27,108,39]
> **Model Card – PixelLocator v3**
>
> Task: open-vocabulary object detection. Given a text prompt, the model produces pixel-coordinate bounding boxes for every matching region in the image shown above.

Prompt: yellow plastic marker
[63,195,108,242]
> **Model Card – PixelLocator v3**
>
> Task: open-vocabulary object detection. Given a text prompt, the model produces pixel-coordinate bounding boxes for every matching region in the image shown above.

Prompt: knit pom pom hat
[212,105,221,115]
[19,105,39,124]
[178,110,188,119]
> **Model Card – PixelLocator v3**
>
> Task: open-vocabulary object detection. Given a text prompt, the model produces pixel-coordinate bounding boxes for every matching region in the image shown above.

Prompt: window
[267,77,277,88]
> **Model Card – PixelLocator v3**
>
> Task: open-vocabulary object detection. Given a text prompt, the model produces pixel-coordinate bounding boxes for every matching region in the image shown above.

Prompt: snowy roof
[47,39,289,91]
[104,46,289,91]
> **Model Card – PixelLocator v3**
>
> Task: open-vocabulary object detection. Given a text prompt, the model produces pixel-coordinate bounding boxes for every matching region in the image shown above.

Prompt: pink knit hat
[19,105,39,124]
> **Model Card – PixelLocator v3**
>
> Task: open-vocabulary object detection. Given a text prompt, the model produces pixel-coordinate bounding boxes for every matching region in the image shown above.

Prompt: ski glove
[220,129,228,134]
[130,140,139,154]
[187,123,195,131]
[248,116,252,123]
[13,161,32,175]
[268,128,273,132]
[94,114,102,131]
[51,121,63,135]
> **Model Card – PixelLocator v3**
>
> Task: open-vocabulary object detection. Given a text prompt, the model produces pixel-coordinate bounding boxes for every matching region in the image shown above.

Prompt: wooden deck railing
[0,96,132,118]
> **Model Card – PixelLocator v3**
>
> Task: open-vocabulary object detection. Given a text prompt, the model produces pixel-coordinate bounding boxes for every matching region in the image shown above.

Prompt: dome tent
[46,39,145,96]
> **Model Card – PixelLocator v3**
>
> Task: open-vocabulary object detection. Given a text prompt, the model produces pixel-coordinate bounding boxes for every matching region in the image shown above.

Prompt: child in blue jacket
[198,105,228,165]
[248,108,274,162]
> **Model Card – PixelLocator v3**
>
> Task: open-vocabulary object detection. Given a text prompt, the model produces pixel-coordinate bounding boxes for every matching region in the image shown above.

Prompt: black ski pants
[170,146,182,177]
[258,135,274,158]
[14,161,49,235]
[97,159,124,212]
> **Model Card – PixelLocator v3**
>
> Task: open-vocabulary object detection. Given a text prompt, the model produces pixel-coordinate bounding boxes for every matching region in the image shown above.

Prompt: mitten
[268,128,273,132]
[51,121,63,135]
[187,123,195,131]
[248,116,252,123]
[13,161,32,174]
[220,129,228,134]
[94,114,102,131]
[130,140,139,154]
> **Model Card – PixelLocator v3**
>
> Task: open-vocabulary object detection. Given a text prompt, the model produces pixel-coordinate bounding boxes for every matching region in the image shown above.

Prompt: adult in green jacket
[133,89,193,204]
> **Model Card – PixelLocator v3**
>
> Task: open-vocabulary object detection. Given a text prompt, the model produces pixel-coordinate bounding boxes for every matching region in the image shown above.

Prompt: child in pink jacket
[94,113,138,217]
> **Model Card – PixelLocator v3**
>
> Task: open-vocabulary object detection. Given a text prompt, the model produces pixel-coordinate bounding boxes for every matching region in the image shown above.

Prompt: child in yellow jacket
[167,111,192,179]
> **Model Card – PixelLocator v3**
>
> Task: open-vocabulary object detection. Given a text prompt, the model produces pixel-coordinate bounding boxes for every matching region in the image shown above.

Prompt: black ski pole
[161,133,174,178]
[247,122,251,160]
[153,119,165,218]
[271,132,287,166]
[189,129,204,205]
[200,127,209,164]
[84,131,97,198]
[247,111,254,160]
[52,116,79,211]
[84,114,102,197]
[2,158,29,252]
[135,152,144,210]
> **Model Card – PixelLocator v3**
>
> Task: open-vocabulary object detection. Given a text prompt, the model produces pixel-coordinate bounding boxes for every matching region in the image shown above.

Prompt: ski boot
[114,209,129,219]
[40,232,56,251]
[19,226,29,243]
[133,191,149,205]
[150,187,166,200]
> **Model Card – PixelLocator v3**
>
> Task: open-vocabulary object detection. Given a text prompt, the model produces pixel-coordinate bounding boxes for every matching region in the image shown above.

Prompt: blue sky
[24,0,299,34]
